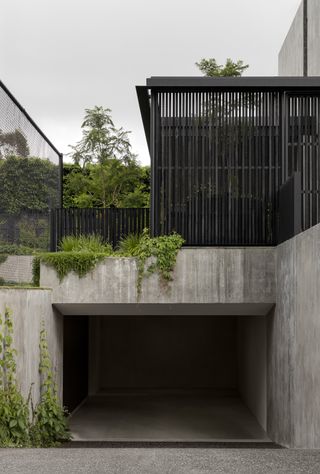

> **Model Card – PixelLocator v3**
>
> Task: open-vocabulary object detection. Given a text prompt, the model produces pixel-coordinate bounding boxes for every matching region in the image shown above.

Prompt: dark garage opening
[64,315,268,442]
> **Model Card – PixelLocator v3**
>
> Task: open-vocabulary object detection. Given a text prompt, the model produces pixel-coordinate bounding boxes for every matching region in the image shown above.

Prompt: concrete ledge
[40,248,276,306]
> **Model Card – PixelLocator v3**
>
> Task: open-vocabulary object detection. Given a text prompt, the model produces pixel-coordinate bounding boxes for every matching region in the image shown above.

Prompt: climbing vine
[35,231,185,296]
[0,307,30,447]
[0,308,70,447]
[30,321,70,447]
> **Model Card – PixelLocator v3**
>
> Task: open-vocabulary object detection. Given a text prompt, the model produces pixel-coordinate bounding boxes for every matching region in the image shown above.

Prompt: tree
[69,106,132,167]
[196,58,249,77]
[65,107,150,208]
[0,129,30,158]
[63,162,150,208]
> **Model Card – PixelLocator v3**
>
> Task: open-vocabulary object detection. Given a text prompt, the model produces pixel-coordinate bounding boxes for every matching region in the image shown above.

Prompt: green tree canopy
[0,129,30,158]
[69,106,132,167]
[65,106,150,208]
[63,162,150,208]
[196,58,249,77]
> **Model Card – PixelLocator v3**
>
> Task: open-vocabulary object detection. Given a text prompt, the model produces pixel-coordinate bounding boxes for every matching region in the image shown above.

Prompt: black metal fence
[151,89,320,245]
[50,208,150,251]
[0,80,62,251]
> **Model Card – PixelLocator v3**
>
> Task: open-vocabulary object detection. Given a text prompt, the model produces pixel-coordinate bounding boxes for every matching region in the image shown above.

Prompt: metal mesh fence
[0,80,62,251]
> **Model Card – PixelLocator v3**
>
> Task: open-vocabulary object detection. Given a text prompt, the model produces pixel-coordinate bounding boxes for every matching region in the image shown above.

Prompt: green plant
[134,230,185,295]
[32,256,41,286]
[0,244,36,255]
[0,255,8,265]
[30,321,70,447]
[60,234,112,253]
[118,233,142,256]
[40,252,109,281]
[0,307,30,447]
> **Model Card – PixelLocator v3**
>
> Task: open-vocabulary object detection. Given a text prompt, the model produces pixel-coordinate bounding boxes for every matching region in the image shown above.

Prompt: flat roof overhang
[136,76,320,151]
[54,303,274,317]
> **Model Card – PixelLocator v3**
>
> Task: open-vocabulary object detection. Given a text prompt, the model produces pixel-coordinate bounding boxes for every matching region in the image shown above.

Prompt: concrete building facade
[279,0,320,76]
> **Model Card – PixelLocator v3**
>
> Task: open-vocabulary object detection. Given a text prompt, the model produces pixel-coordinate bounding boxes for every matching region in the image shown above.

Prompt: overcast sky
[0,0,301,165]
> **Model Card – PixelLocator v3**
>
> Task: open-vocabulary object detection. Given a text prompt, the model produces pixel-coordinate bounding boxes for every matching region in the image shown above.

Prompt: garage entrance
[63,315,268,442]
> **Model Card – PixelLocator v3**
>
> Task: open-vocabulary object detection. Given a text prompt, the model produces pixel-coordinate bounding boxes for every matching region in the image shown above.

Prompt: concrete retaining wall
[268,222,320,448]
[40,248,276,307]
[0,256,34,283]
[0,288,62,405]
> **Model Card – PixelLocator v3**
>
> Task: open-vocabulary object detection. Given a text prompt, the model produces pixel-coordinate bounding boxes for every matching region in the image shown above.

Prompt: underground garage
[63,314,269,442]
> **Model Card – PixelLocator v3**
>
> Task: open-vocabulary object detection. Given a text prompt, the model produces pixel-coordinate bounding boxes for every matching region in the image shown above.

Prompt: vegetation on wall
[30,321,70,447]
[0,308,70,447]
[0,307,30,447]
[0,156,59,214]
[36,231,185,295]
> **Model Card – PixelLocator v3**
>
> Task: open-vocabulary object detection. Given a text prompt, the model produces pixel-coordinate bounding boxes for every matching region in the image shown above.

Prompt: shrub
[40,252,109,281]
[118,233,142,256]
[0,244,36,255]
[60,234,112,253]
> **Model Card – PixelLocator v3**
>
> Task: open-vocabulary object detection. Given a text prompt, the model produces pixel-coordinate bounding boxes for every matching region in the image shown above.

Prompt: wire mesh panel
[151,90,282,245]
[0,81,62,251]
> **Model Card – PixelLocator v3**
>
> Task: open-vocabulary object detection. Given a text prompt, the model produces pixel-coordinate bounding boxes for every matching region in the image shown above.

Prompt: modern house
[1,0,320,449]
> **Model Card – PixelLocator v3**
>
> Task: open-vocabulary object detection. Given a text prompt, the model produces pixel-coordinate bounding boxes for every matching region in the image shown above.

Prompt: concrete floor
[69,392,269,442]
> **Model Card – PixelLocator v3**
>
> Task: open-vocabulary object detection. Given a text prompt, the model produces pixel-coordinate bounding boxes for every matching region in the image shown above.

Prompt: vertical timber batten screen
[152,90,282,245]
[284,93,320,233]
[0,81,62,251]
[50,208,150,251]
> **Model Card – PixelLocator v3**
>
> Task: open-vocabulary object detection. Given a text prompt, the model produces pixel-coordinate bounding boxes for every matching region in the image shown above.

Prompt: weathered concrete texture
[238,316,267,431]
[269,222,320,448]
[41,248,275,307]
[0,288,63,405]
[278,1,304,76]
[0,255,34,283]
[307,0,320,75]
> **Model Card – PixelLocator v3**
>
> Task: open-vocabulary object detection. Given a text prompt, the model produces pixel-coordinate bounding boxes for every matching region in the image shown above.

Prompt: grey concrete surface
[0,255,34,283]
[0,288,63,404]
[278,1,304,76]
[269,222,320,448]
[69,393,269,442]
[307,0,320,75]
[237,316,267,431]
[40,248,276,308]
[2,448,320,474]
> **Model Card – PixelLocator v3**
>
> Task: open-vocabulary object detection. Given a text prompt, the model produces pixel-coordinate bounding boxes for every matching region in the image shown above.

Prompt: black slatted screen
[152,91,281,245]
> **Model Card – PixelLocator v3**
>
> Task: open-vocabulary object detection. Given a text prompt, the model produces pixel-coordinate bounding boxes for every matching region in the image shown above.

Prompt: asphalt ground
[1,445,320,474]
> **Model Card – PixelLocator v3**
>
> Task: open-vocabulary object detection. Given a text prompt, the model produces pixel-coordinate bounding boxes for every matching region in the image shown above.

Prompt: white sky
[0,0,301,165]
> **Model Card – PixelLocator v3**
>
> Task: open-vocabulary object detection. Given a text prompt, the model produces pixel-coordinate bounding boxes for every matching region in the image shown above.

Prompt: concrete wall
[89,316,237,393]
[307,0,320,75]
[279,0,320,76]
[0,288,63,405]
[41,248,275,309]
[268,222,320,448]
[237,316,267,431]
[0,256,34,283]
[278,1,304,76]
